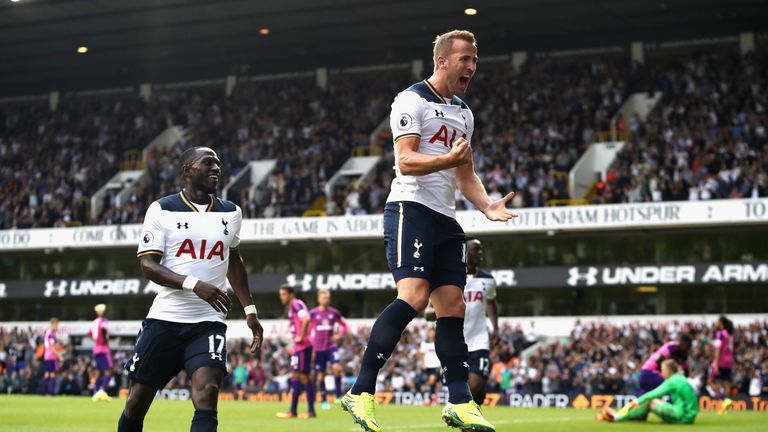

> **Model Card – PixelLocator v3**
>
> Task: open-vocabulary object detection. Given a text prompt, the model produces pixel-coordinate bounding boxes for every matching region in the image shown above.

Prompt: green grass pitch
[0,395,766,432]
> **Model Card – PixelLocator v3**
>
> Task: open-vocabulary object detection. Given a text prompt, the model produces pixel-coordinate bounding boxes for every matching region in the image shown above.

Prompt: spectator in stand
[0,70,411,227]
[599,50,768,204]
[2,49,767,227]
[1,97,164,229]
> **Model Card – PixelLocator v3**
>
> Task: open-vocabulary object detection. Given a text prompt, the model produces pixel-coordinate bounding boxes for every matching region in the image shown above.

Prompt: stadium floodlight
[464,7,477,16]
[77,46,88,54]
[259,28,270,35]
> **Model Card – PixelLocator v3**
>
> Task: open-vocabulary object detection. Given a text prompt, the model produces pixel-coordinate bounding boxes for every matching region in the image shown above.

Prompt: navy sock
[306,379,316,414]
[334,375,343,397]
[319,377,327,402]
[289,378,302,415]
[102,375,111,392]
[447,381,473,404]
[190,409,217,432]
[351,299,417,395]
[435,317,471,404]
[118,412,143,432]
[95,375,106,393]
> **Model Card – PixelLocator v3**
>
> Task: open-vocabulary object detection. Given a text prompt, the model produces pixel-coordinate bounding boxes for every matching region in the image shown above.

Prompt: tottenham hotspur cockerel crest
[413,239,423,258]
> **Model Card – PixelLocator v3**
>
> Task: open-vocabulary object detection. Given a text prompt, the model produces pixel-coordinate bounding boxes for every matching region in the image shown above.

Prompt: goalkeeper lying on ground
[597,359,700,424]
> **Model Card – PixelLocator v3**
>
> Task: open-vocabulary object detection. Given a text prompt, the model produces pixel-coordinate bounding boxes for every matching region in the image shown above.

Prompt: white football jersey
[463,269,497,352]
[137,191,242,323]
[387,80,475,218]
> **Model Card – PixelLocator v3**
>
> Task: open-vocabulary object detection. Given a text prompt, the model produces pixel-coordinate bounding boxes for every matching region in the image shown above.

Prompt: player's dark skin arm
[487,299,501,347]
[227,247,264,353]
[138,254,231,313]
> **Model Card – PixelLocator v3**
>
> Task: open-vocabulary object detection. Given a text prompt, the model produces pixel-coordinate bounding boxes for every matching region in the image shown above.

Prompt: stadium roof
[1,0,767,96]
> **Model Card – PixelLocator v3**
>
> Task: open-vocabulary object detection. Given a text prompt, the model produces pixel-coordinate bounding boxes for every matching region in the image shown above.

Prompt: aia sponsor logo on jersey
[464,290,484,303]
[176,239,225,261]
[429,125,466,148]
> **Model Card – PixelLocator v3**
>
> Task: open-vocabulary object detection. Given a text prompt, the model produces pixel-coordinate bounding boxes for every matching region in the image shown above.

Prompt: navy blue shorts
[291,346,313,375]
[384,201,466,291]
[468,350,491,378]
[710,366,732,382]
[313,347,339,372]
[638,369,665,395]
[124,319,228,390]
[94,353,113,371]
[44,360,59,373]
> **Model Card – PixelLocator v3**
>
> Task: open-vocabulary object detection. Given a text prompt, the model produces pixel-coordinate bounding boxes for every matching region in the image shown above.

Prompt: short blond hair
[661,359,679,375]
[94,304,107,316]
[433,30,476,62]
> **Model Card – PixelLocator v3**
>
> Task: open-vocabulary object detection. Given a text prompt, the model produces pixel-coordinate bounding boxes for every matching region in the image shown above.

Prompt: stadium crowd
[2,48,767,229]
[0,70,411,229]
[2,318,766,399]
[0,96,167,229]
[597,51,768,203]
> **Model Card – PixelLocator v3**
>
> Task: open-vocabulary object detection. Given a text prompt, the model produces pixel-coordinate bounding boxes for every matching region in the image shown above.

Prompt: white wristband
[182,275,199,290]
[244,305,257,316]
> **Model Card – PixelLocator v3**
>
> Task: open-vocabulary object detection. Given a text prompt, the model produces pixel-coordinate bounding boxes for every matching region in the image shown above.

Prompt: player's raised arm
[395,134,471,176]
[455,152,517,222]
[391,90,470,176]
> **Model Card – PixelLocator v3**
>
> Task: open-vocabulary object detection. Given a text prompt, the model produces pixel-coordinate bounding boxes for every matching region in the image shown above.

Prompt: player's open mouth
[459,76,470,86]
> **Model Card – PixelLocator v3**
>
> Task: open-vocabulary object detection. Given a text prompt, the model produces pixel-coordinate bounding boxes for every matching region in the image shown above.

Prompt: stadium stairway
[90,126,186,221]
[565,91,664,203]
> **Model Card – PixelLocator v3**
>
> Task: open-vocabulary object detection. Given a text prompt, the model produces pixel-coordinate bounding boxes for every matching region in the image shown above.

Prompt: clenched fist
[448,137,472,167]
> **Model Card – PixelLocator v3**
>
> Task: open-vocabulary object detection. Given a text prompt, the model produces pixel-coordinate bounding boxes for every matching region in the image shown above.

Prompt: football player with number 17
[463,239,500,406]
[119,147,264,432]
